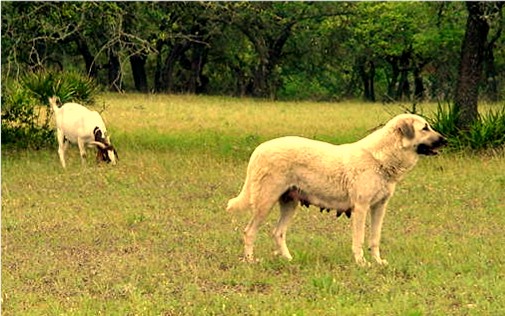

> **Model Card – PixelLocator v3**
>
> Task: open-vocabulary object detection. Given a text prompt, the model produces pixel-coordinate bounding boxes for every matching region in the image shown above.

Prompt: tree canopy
[2,2,504,102]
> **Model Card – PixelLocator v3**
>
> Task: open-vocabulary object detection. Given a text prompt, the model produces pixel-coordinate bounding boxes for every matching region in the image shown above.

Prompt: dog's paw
[371,253,389,266]
[355,257,371,267]
[375,258,389,266]
[273,250,293,261]
[240,255,260,263]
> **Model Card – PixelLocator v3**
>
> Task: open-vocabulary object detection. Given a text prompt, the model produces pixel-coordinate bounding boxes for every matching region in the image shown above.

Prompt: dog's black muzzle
[417,136,447,156]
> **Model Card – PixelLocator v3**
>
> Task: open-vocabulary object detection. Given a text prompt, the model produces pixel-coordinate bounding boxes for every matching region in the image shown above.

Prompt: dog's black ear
[398,120,415,139]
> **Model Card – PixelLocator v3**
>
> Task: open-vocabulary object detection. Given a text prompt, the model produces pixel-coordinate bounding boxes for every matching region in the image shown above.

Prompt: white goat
[49,96,118,168]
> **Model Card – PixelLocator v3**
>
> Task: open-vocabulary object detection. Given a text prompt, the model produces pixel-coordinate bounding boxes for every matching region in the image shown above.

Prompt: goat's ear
[48,96,57,105]
[398,120,415,139]
[93,127,103,142]
[49,96,61,106]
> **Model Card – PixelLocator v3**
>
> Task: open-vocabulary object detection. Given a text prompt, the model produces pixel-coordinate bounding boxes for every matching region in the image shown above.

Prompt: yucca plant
[428,102,462,149]
[463,107,505,150]
[429,102,505,152]
[22,70,98,105]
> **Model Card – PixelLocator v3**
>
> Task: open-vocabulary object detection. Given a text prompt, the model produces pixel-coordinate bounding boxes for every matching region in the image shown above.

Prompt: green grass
[2,94,505,315]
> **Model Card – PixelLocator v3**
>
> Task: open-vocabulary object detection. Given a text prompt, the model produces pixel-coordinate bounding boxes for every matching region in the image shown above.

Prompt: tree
[454,2,502,129]
[413,2,466,101]
[482,3,504,102]
[214,2,350,99]
[346,2,423,102]
[152,2,212,94]
[2,2,504,102]
[213,3,301,99]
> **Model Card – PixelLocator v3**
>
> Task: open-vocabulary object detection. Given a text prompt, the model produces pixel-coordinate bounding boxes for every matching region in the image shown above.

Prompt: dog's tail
[226,190,249,213]
[226,195,245,213]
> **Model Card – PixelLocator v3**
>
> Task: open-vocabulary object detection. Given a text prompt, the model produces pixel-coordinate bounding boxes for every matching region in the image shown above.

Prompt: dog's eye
[422,124,429,131]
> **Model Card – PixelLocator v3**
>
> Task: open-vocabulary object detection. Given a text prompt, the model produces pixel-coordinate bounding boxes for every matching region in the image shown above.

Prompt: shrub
[1,70,99,148]
[21,70,98,105]
[428,102,505,151]
[462,107,505,150]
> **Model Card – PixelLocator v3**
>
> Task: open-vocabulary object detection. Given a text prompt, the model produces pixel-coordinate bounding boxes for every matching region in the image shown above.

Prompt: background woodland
[2,2,504,102]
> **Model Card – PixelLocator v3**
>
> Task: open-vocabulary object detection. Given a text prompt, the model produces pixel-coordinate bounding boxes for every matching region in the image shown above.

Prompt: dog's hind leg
[273,199,298,260]
[243,197,277,262]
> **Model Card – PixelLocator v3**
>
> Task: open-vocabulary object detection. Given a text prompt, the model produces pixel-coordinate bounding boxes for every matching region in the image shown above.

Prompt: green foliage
[463,107,505,150]
[5,2,503,102]
[429,102,505,151]
[21,70,98,105]
[279,75,342,101]
[1,83,53,148]
[1,70,98,148]
[429,102,461,144]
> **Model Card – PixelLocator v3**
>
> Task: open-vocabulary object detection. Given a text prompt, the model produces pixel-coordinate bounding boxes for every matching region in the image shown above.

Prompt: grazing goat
[49,96,118,168]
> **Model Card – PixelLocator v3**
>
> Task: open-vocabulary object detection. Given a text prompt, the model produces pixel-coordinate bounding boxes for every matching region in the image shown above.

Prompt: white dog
[227,114,446,266]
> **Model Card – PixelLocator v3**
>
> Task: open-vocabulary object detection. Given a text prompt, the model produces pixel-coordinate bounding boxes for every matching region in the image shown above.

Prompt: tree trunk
[454,2,490,130]
[187,44,209,94]
[75,35,98,78]
[129,53,148,93]
[358,62,370,101]
[253,64,269,98]
[358,59,375,102]
[159,42,190,93]
[240,20,295,99]
[396,70,410,101]
[386,57,399,101]
[483,47,498,102]
[483,4,503,102]
[395,51,412,101]
[358,60,375,102]
[107,49,122,92]
[369,61,376,102]
[154,40,165,92]
[413,67,425,101]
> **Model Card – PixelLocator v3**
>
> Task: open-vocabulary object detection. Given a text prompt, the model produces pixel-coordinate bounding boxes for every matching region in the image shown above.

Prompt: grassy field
[2,94,505,315]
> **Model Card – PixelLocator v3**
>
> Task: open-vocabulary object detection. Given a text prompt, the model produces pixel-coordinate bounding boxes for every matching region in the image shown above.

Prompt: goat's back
[55,103,107,143]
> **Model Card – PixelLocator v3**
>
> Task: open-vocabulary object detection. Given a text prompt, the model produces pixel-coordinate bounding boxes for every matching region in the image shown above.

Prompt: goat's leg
[77,138,87,166]
[57,130,67,168]
[273,199,297,260]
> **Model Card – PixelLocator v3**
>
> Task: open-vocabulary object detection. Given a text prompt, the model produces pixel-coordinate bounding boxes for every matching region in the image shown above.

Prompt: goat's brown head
[91,127,118,165]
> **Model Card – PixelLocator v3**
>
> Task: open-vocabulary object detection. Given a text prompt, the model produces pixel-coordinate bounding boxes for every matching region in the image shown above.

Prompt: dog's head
[393,114,447,156]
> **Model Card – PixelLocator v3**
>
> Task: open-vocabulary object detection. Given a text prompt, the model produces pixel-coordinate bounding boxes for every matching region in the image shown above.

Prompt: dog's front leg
[352,202,369,266]
[370,200,389,266]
